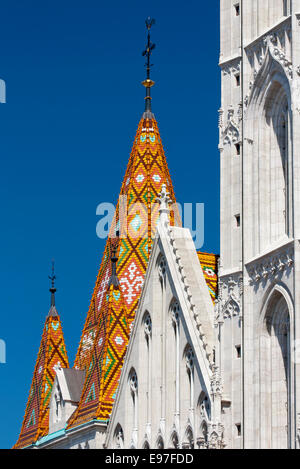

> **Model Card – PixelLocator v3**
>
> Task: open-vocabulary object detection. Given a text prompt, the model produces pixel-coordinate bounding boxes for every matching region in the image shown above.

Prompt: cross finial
[49,260,57,307]
[142,17,156,113]
[156,184,172,225]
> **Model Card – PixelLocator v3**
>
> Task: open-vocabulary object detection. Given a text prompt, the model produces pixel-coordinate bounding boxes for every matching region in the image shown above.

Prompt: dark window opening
[234,4,240,16]
[235,215,241,227]
[236,424,241,436]
[235,143,241,155]
[235,74,240,87]
[236,345,241,358]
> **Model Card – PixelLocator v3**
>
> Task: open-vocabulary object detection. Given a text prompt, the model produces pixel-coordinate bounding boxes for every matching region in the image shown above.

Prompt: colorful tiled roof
[197,252,219,304]
[68,262,129,428]
[74,114,179,373]
[14,306,69,449]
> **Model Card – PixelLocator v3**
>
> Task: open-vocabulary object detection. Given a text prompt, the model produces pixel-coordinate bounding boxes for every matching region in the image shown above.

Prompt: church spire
[142,17,156,116]
[14,269,69,449]
[73,22,181,424]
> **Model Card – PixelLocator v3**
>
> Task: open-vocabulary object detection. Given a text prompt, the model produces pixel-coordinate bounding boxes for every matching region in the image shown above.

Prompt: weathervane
[142,17,156,113]
[49,260,57,307]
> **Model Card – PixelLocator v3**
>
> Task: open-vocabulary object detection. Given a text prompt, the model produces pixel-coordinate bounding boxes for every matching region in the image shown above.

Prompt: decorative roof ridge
[165,225,214,368]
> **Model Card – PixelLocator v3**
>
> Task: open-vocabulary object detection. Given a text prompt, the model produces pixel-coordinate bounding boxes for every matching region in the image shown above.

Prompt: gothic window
[171,301,180,325]
[198,391,211,421]
[266,85,290,241]
[183,426,194,449]
[129,368,138,446]
[144,312,152,340]
[260,290,291,448]
[130,369,138,395]
[114,424,124,449]
[185,346,195,373]
[172,301,180,419]
[170,431,179,449]
[143,312,152,427]
[185,345,195,410]
[143,441,150,449]
[198,421,208,449]
[251,79,292,253]
[157,436,164,449]
[278,110,289,235]
[158,256,167,283]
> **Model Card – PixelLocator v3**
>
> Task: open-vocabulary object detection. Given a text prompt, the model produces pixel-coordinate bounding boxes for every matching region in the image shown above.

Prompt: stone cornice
[246,242,294,286]
[244,15,291,51]
[219,54,242,68]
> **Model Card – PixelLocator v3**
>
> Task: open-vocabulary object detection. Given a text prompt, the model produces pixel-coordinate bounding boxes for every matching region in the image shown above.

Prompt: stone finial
[156,184,172,225]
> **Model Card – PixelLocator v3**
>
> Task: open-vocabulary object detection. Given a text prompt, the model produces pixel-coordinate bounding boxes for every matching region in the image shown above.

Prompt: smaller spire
[142,17,156,115]
[108,244,120,287]
[48,260,58,317]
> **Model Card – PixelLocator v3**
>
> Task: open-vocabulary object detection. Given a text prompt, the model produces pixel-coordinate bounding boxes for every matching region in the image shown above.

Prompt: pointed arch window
[157,436,164,449]
[260,290,291,448]
[185,345,195,411]
[158,256,167,284]
[171,301,180,420]
[129,369,138,447]
[143,312,152,429]
[250,78,293,251]
[182,426,194,449]
[278,108,289,235]
[170,431,179,449]
[114,424,124,449]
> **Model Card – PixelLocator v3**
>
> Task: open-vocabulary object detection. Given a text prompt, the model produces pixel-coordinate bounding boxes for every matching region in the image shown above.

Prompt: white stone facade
[219,0,300,449]
[104,220,220,449]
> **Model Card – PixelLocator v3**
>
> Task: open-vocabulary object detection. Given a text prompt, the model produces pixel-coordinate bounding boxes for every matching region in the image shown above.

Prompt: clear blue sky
[0,0,220,448]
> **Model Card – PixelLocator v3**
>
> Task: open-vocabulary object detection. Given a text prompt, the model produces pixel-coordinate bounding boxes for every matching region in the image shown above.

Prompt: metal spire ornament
[49,260,57,308]
[142,17,156,113]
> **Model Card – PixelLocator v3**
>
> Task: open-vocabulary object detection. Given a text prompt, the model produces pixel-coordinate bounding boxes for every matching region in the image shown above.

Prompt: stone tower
[219,0,300,449]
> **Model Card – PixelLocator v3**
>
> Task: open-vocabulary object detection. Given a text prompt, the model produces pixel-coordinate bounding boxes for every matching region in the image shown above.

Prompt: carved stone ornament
[211,365,223,397]
[244,25,293,109]
[207,424,224,449]
[222,106,240,145]
[216,275,242,322]
[247,249,294,286]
